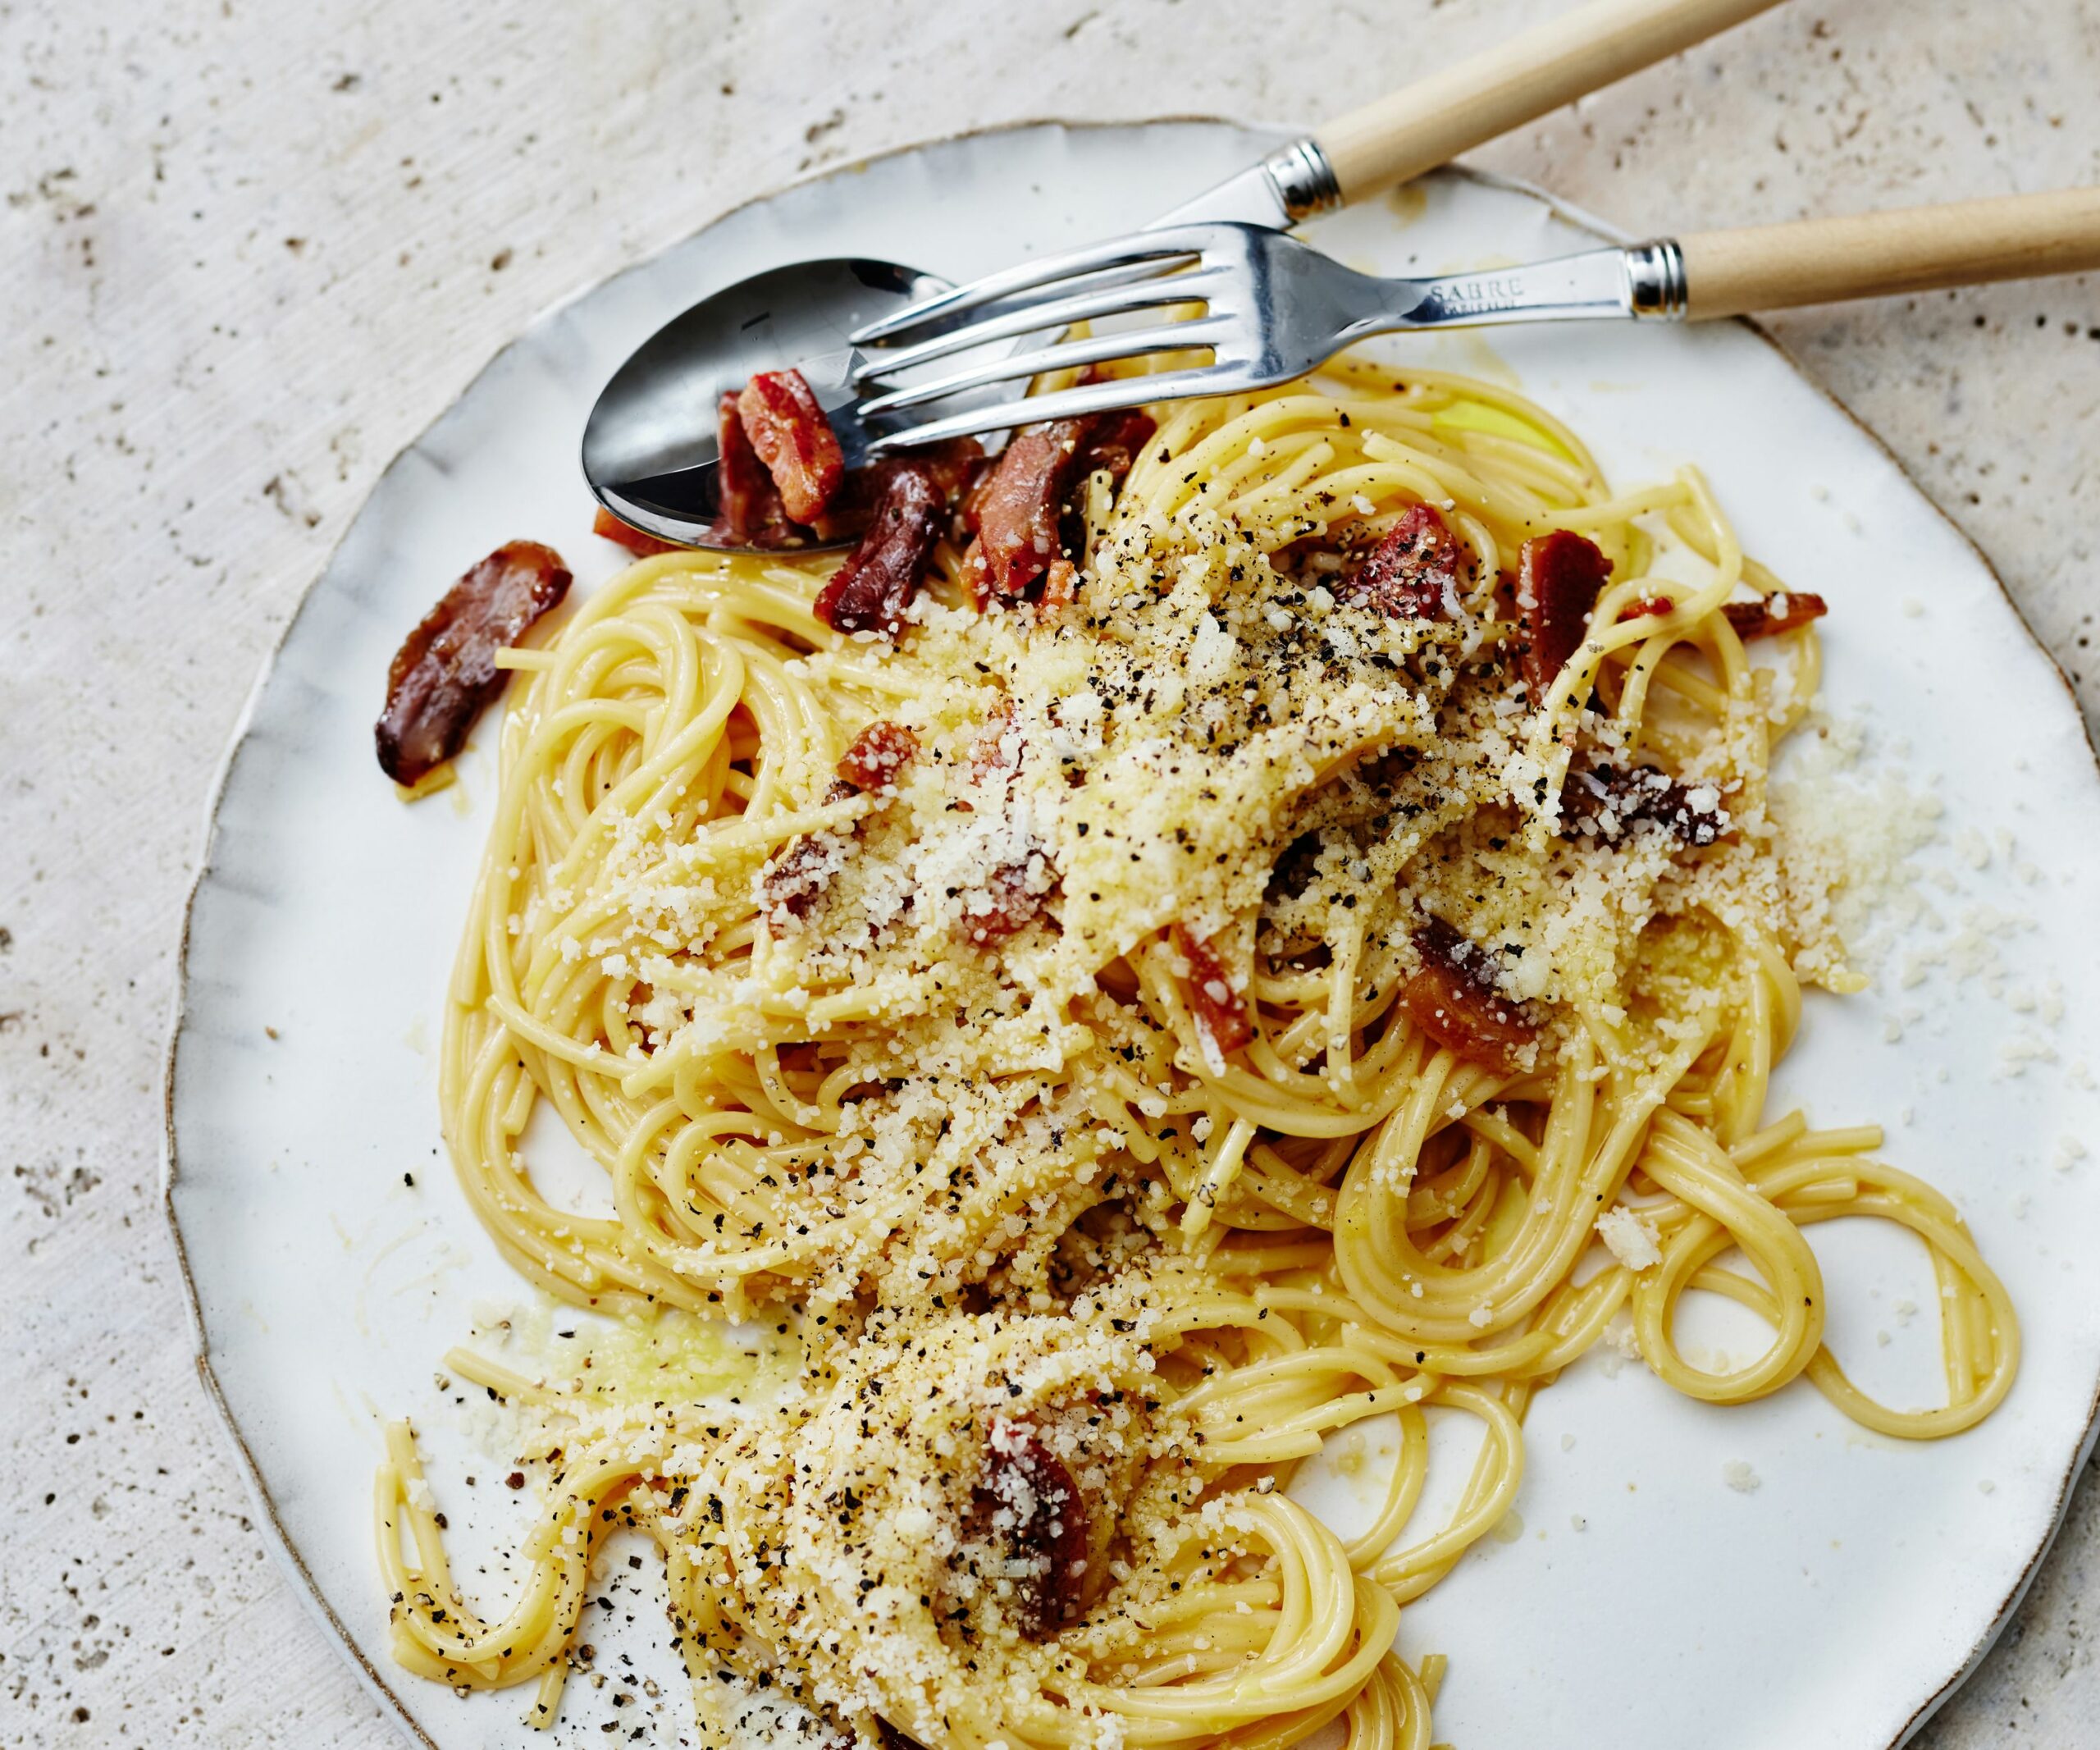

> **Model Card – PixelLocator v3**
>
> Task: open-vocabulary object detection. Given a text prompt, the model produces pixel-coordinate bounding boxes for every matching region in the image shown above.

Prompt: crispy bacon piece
[1561,761,1728,848]
[973,1418,1089,1639]
[1400,918,1537,1074]
[960,852,1056,944]
[713,390,791,546]
[1071,408,1157,482]
[902,436,988,504]
[968,418,1086,602]
[1339,504,1463,619]
[1516,530,1611,697]
[1723,591,1828,639]
[737,370,844,524]
[962,697,1021,800]
[1173,924,1252,1056]
[812,443,984,636]
[966,409,1154,604]
[950,700,1053,939]
[376,541,572,786]
[760,783,856,925]
[815,464,943,637]
[1040,556,1080,615]
[759,833,841,925]
[827,437,984,527]
[591,505,682,557]
[1618,593,1674,622]
[837,720,919,793]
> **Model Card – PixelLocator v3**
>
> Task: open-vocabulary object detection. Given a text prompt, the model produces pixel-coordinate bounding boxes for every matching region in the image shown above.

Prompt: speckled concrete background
[2,1,2096,1743]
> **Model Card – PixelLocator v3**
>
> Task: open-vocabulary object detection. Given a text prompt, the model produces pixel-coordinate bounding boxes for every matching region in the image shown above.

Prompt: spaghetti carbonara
[377,357,2016,1748]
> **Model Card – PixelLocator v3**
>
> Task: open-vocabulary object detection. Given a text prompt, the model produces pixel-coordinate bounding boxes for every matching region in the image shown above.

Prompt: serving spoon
[581,0,1783,551]
[582,257,964,551]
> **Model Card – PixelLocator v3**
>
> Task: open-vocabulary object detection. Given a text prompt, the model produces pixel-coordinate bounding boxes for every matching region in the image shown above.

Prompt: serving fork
[582,0,1786,550]
[852,189,2100,449]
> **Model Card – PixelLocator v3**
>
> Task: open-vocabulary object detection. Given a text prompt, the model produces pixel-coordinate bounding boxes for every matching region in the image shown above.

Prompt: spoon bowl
[581,257,954,553]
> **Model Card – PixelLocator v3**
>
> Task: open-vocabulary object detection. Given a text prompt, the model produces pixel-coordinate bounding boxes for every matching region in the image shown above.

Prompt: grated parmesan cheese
[1596,1206,1663,1273]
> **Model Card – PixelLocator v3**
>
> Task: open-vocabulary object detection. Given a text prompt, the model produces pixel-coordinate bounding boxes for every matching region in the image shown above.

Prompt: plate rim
[159,114,2100,1750]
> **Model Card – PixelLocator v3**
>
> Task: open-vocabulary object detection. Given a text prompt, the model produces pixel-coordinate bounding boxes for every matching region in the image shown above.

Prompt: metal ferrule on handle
[1623,239,1689,318]
[1261,139,1345,223]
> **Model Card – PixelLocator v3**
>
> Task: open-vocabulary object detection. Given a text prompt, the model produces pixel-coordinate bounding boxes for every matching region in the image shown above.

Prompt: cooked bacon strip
[963,697,1021,798]
[815,465,943,637]
[811,443,984,636]
[828,438,984,526]
[759,833,842,925]
[760,781,856,925]
[959,852,1056,945]
[1723,591,1828,639]
[1040,556,1080,615]
[591,505,682,557]
[836,720,919,793]
[1071,408,1156,482]
[968,419,1087,602]
[376,541,571,786]
[973,1418,1089,1639]
[905,436,988,504]
[713,389,792,546]
[1618,593,1674,622]
[1516,530,1611,696]
[1561,761,1727,848]
[966,409,1154,604]
[947,700,1054,938]
[1172,924,1252,1056]
[737,369,844,523]
[1400,918,1537,1074]
[1338,503,1463,619]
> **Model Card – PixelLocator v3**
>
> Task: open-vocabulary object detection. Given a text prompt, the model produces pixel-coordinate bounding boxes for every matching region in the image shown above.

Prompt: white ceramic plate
[166,120,2100,1750]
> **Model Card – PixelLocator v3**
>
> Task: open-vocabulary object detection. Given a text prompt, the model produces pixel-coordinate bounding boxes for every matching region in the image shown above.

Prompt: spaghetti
[379,358,2016,1747]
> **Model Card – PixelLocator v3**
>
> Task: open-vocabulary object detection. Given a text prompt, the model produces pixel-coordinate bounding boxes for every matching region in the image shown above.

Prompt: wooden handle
[1681,189,2100,318]
[1313,0,1781,203]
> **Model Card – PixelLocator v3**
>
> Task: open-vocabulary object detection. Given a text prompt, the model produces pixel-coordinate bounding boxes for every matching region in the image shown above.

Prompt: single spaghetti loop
[379,358,2016,1748]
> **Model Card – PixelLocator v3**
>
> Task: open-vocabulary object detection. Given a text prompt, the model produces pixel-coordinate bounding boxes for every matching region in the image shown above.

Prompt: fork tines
[849,222,1249,450]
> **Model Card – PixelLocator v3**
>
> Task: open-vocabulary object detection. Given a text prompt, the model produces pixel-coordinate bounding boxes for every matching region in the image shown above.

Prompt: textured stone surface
[1,1,2094,1744]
